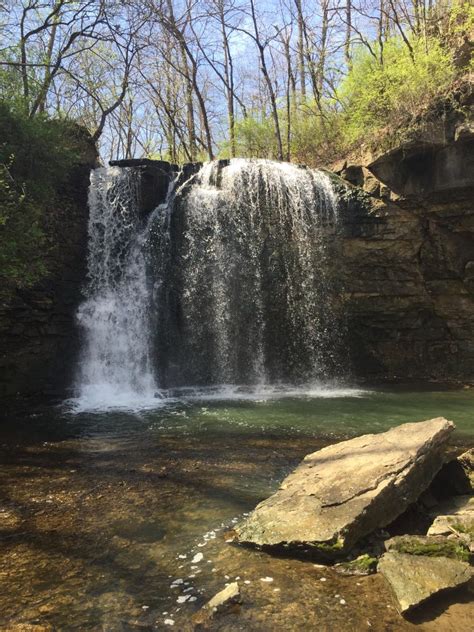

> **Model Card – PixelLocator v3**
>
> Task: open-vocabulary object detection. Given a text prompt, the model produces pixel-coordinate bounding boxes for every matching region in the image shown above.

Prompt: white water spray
[74,167,162,409]
[72,159,346,411]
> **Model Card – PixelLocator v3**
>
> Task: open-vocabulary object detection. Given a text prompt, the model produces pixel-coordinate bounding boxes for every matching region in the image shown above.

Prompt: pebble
[177,595,190,603]
[170,579,184,587]
[244,580,251,584]
[260,577,274,583]
[319,577,327,582]
[340,599,346,605]
[164,620,174,626]
[192,553,204,563]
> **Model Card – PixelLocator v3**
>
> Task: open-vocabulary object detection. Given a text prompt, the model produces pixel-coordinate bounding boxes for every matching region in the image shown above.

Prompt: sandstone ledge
[236,418,454,552]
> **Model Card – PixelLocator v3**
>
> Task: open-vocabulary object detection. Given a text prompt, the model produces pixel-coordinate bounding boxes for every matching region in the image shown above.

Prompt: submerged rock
[378,551,472,613]
[204,582,241,614]
[235,418,454,552]
[193,582,241,628]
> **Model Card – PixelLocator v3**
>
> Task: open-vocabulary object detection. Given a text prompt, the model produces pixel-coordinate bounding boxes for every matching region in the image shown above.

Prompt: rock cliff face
[337,87,474,382]
[0,133,97,399]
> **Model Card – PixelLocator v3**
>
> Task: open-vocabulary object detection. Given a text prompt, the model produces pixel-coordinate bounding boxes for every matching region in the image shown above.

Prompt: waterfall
[158,159,341,387]
[73,159,343,409]
[74,167,163,408]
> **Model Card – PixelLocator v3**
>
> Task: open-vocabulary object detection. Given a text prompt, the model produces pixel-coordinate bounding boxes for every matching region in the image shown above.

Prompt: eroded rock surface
[236,418,454,551]
[378,551,472,613]
[336,83,474,381]
[458,448,474,488]
[428,495,474,552]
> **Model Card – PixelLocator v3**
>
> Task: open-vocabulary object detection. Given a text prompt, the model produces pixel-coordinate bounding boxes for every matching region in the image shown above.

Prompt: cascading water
[75,167,162,408]
[74,159,345,410]
[158,159,342,388]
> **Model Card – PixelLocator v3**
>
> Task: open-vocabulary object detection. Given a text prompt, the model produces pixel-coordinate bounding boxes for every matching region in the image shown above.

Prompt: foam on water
[67,382,369,414]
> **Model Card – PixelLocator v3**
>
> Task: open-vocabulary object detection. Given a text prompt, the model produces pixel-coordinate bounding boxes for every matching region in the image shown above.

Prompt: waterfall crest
[74,159,343,409]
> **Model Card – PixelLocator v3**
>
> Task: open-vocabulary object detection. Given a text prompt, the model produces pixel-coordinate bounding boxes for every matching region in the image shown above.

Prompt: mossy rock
[384,534,470,563]
[334,554,378,575]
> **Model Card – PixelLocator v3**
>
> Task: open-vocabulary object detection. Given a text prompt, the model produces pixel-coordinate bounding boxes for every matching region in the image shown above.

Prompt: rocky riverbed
[0,397,473,631]
[233,418,473,622]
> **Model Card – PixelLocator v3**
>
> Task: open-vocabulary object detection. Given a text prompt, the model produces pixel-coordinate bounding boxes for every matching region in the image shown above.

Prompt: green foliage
[0,103,87,299]
[219,11,466,166]
[338,36,456,146]
[445,1,474,39]
[218,103,344,165]
[290,107,345,165]
[337,554,378,575]
[230,114,279,159]
[0,49,29,114]
[0,158,47,294]
[447,1,474,71]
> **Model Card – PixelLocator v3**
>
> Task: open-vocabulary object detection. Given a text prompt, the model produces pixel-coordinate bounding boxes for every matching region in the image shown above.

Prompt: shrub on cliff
[338,36,456,148]
[0,104,88,299]
[218,2,471,166]
[0,158,47,295]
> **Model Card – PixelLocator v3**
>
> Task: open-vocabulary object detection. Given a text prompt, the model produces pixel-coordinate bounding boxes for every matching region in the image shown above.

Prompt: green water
[169,388,474,438]
[0,388,473,631]
[66,386,474,441]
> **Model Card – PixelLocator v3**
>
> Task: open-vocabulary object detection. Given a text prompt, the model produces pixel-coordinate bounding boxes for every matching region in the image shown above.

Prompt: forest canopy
[0,0,472,166]
[0,0,472,298]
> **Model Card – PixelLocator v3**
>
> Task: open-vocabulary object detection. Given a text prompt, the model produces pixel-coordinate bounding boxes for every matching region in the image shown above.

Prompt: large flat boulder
[378,551,472,613]
[235,418,454,551]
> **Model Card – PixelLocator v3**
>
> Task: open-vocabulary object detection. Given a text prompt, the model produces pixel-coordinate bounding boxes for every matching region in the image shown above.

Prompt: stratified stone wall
[338,113,474,381]
[0,141,97,398]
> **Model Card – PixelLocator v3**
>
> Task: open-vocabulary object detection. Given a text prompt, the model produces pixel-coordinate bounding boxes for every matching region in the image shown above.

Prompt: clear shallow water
[62,385,474,440]
[0,388,473,631]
